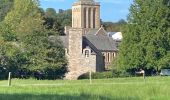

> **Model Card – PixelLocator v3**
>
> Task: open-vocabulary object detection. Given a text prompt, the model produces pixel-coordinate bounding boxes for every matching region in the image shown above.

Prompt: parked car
[160,69,170,76]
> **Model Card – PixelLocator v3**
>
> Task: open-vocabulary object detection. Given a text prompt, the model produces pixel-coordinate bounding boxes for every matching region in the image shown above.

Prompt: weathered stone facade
[63,0,118,80]
[65,28,104,80]
[72,0,100,29]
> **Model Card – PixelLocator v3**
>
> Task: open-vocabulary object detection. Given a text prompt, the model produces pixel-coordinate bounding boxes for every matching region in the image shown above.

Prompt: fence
[0,73,152,87]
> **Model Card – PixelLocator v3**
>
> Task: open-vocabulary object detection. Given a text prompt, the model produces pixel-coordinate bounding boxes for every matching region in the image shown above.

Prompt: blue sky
[40,0,133,22]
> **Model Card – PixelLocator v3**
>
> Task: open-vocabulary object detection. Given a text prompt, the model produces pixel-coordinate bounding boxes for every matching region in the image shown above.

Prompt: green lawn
[0,77,170,100]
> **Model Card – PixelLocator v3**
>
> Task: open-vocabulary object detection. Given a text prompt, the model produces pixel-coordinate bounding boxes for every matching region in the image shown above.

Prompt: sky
[40,0,133,22]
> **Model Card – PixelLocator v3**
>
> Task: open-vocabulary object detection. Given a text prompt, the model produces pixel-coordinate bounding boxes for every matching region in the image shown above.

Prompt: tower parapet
[73,0,100,6]
[72,0,100,30]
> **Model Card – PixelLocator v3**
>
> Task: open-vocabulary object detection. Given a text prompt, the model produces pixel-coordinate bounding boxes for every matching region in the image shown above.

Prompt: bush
[78,70,133,79]
[0,67,8,80]
[78,71,113,79]
[92,71,113,79]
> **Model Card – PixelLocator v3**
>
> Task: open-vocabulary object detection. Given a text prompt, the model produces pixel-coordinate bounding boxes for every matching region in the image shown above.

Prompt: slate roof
[84,33,118,51]
[86,29,98,35]
[59,28,118,52]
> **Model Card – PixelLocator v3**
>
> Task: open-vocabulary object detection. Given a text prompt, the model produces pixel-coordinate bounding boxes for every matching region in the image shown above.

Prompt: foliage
[102,19,127,32]
[0,0,14,22]
[116,0,170,72]
[3,0,43,40]
[0,23,17,41]
[43,9,72,35]
[0,0,67,79]
[0,40,28,79]
[78,71,113,79]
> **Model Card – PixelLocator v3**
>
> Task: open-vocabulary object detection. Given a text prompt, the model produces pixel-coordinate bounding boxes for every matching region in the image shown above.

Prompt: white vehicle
[160,69,170,76]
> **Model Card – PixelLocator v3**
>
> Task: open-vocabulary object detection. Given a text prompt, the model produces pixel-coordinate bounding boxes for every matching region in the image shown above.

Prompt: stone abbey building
[60,0,118,80]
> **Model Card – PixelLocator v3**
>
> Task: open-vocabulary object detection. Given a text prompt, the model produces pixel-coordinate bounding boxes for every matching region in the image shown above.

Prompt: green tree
[0,40,28,79]
[0,0,14,22]
[3,0,43,40]
[56,9,72,28]
[116,0,170,72]
[43,9,72,35]
[0,0,67,79]
[45,8,56,18]
[103,19,127,32]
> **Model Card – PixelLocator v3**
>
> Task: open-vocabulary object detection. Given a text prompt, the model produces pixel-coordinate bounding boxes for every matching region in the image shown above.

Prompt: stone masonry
[64,0,116,80]
[65,0,101,80]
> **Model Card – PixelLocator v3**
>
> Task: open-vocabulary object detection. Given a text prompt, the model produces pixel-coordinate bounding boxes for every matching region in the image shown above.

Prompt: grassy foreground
[0,77,170,100]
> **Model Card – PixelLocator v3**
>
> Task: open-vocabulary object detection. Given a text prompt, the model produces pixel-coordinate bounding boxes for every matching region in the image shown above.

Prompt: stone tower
[72,0,100,29]
[65,0,101,80]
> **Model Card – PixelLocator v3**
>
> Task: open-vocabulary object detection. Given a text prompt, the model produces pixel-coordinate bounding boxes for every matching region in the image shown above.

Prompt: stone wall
[65,0,103,80]
[72,1,100,29]
[68,28,83,71]
[65,28,97,80]
[102,51,117,70]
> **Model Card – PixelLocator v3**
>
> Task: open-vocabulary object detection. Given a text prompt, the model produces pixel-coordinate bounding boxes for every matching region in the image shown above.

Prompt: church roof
[59,28,118,52]
[84,32,118,51]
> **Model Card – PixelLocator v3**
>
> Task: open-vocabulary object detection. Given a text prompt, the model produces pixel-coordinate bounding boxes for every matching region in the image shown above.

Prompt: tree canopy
[0,0,14,22]
[116,0,170,72]
[43,8,72,35]
[0,0,67,79]
[102,19,127,32]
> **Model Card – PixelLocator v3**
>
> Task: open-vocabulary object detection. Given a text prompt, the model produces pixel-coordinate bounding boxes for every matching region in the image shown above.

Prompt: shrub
[78,71,113,79]
[78,70,134,79]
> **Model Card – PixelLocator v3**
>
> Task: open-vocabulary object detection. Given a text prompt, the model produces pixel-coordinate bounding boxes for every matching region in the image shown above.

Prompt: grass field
[0,77,170,100]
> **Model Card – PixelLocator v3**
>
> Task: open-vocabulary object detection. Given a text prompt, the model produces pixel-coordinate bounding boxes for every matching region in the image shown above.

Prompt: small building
[108,32,123,41]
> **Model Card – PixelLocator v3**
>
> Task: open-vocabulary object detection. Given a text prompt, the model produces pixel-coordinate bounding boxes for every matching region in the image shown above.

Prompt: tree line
[0,0,125,79]
[2,0,164,79]
[115,0,170,76]
[0,0,69,79]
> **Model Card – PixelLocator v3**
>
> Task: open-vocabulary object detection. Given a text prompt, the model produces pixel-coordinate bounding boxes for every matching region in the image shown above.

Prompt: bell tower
[72,0,100,29]
[66,0,101,80]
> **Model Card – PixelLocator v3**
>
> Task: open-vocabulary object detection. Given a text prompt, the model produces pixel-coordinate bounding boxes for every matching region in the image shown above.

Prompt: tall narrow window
[112,53,115,58]
[85,50,90,58]
[84,8,86,28]
[93,8,96,28]
[88,8,91,28]
[107,53,110,62]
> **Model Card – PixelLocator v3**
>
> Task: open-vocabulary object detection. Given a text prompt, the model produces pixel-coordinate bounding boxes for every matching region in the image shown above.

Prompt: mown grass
[0,76,170,100]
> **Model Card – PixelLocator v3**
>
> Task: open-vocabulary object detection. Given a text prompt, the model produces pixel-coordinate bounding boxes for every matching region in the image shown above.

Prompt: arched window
[85,50,90,58]
[84,8,86,28]
[93,8,96,28]
[113,53,115,58]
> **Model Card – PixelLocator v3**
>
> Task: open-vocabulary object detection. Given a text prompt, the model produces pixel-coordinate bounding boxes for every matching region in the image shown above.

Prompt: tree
[3,0,43,40]
[102,19,127,32]
[0,0,67,79]
[43,9,72,35]
[0,0,14,22]
[116,0,170,72]
[0,40,29,79]
[45,8,56,18]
